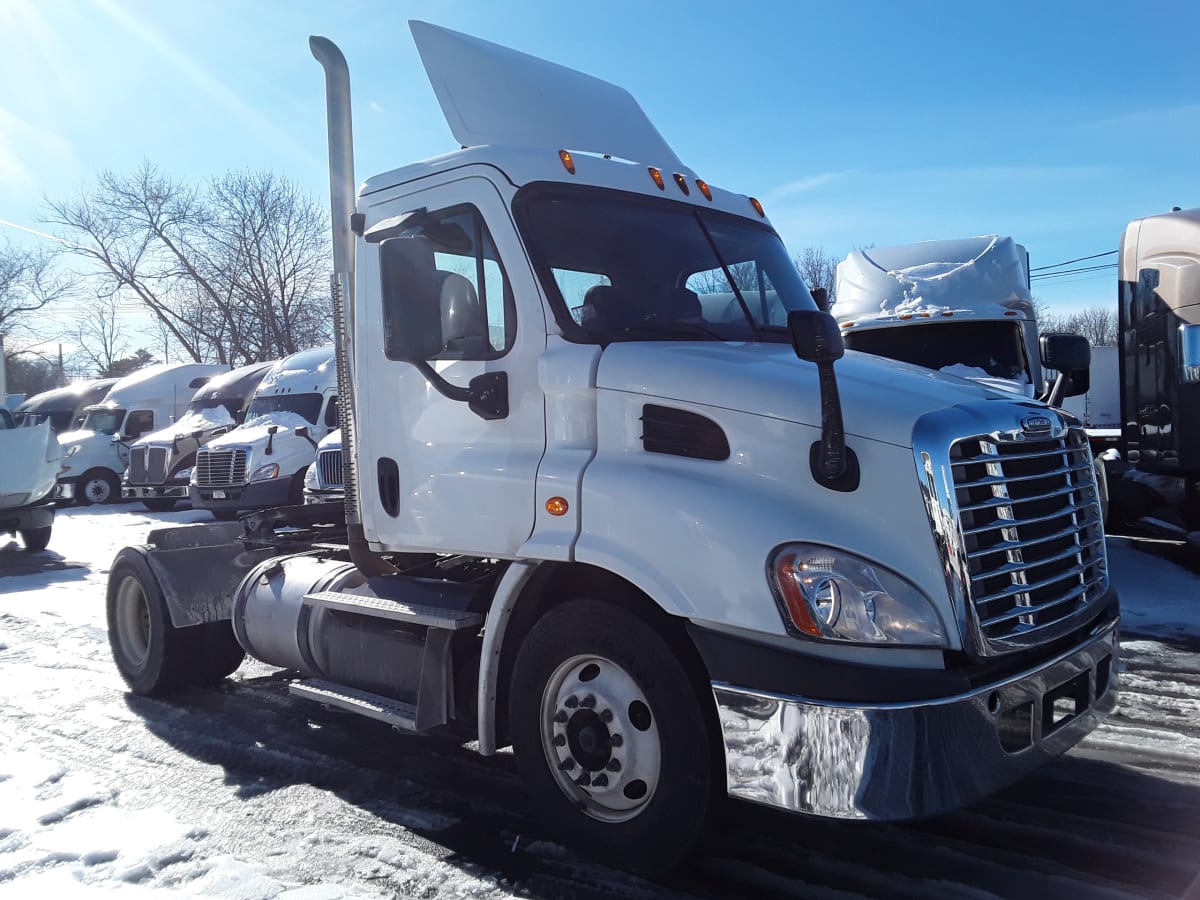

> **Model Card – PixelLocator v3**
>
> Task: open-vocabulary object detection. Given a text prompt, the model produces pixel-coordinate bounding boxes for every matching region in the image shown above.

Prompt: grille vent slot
[950,426,1106,652]
[317,448,344,489]
[641,405,729,461]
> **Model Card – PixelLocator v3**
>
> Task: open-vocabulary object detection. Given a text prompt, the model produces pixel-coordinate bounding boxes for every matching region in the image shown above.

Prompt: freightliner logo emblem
[1021,414,1054,434]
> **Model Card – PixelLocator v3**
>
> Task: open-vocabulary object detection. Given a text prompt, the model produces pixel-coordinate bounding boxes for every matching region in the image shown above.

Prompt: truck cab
[14,378,118,433]
[835,236,1040,395]
[189,348,337,519]
[58,363,228,505]
[123,362,274,511]
[104,23,1119,873]
[302,427,343,505]
[0,407,61,551]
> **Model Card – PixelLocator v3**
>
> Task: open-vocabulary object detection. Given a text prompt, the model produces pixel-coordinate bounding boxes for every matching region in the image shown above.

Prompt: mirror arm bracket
[412,361,509,420]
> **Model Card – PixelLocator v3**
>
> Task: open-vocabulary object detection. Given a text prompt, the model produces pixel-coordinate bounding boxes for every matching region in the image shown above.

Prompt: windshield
[80,408,126,435]
[844,321,1031,383]
[516,185,817,342]
[244,393,322,425]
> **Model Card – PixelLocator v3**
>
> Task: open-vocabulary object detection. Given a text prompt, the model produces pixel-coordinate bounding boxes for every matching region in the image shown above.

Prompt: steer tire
[20,525,52,553]
[76,469,119,506]
[106,548,245,695]
[509,598,719,874]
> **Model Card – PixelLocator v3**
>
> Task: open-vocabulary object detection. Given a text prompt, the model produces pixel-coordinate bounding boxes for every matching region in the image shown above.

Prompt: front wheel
[76,469,119,506]
[509,598,719,873]
[107,548,245,695]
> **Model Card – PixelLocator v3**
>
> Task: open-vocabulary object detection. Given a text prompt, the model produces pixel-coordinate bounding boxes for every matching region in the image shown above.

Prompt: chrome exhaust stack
[310,36,397,576]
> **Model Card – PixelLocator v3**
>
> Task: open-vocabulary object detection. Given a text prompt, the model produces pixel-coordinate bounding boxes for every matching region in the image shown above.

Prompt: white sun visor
[409,20,687,172]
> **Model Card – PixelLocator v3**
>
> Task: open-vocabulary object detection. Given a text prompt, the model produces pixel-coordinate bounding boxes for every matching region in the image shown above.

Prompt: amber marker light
[546,496,570,516]
[749,197,765,218]
[696,179,713,201]
[1004,310,1019,316]
[559,150,576,174]
[648,167,665,190]
[672,173,690,195]
[840,321,854,328]
[941,311,955,317]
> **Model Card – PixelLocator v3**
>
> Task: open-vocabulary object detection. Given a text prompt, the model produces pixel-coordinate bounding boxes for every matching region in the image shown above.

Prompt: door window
[125,410,154,439]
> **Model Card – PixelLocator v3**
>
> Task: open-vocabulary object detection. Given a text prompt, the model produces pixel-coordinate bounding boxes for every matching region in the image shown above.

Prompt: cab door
[355,175,547,556]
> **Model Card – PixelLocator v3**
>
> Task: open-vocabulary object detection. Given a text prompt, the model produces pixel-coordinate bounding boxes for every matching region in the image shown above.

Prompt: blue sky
[2,0,1198,347]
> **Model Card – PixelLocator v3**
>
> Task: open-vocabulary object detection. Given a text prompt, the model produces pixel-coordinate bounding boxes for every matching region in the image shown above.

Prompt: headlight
[250,463,280,482]
[174,467,192,482]
[303,464,319,490]
[767,543,948,647]
[65,445,81,458]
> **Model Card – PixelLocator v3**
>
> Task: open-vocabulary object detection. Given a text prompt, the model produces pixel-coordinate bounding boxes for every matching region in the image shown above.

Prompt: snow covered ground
[1,507,1198,898]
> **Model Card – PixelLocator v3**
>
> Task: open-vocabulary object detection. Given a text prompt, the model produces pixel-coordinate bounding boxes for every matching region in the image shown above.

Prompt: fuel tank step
[302,590,483,631]
[289,678,423,731]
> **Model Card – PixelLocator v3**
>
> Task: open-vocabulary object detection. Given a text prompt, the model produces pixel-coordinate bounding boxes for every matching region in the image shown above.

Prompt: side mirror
[788,309,845,363]
[380,236,446,362]
[1040,332,1090,373]
[295,425,318,449]
[786,310,858,492]
[1181,323,1200,385]
[1040,333,1091,407]
[810,287,830,313]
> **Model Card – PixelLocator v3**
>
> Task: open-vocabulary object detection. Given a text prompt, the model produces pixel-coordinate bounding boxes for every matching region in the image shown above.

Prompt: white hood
[595,342,1018,448]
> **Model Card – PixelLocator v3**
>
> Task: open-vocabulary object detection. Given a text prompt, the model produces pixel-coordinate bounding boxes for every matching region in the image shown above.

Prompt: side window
[380,205,516,361]
[125,410,154,439]
[325,396,339,428]
[553,268,611,324]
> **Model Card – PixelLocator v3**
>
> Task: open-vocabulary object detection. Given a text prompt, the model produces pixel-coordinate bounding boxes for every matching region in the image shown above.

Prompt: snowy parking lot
[1,506,1199,899]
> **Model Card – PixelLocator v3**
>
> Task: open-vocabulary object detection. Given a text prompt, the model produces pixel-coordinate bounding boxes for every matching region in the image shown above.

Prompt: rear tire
[76,469,119,506]
[106,548,245,695]
[142,499,178,512]
[20,525,52,553]
[509,598,718,873]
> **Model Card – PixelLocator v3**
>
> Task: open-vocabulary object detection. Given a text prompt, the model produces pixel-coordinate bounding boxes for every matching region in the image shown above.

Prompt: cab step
[289,678,423,732]
[302,590,482,630]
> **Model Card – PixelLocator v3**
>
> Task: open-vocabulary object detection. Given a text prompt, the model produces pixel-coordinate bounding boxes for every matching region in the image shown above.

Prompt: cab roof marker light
[558,150,576,174]
[749,197,765,218]
[899,314,913,320]
[696,179,713,201]
[1004,310,1019,316]
[941,311,954,317]
[673,173,690,196]
[841,321,854,328]
[648,167,665,190]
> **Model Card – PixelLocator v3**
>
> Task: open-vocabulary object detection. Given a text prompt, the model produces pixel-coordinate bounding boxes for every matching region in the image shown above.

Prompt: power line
[1029,250,1117,272]
[1031,263,1118,280]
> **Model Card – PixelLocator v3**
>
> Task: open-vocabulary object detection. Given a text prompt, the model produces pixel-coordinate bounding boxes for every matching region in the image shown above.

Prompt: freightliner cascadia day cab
[189,348,337,519]
[104,23,1119,872]
[123,362,275,511]
[1107,207,1200,544]
[302,427,344,505]
[14,378,118,433]
[0,408,62,551]
[59,363,229,505]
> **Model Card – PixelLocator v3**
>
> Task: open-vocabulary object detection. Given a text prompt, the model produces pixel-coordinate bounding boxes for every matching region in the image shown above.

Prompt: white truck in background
[302,427,344,505]
[834,236,1042,395]
[14,378,118,433]
[0,408,64,551]
[123,362,275,511]
[189,348,337,520]
[103,23,1118,873]
[59,363,229,505]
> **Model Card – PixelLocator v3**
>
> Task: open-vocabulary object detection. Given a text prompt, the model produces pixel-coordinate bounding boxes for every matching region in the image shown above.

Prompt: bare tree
[45,162,330,366]
[1,241,72,343]
[1034,299,1117,346]
[72,289,132,377]
[794,246,839,305]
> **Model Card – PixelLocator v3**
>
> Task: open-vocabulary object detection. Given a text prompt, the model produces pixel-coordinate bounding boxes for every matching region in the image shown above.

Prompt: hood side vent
[641,404,730,461]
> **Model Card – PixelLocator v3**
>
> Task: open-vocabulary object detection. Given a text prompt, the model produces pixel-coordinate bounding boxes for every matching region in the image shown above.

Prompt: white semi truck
[58,363,229,504]
[0,408,62,551]
[104,23,1119,872]
[189,348,337,519]
[123,362,274,511]
[302,427,344,505]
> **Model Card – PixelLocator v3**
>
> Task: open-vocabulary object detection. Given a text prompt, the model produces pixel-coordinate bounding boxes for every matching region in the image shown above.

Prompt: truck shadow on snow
[124,669,1200,899]
[0,541,88,581]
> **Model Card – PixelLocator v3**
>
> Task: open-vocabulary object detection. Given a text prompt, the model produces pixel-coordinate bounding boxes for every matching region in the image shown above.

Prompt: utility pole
[0,334,6,404]
[58,343,64,386]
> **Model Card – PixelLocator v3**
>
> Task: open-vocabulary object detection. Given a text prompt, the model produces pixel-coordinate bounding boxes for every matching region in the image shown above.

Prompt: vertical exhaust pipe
[310,36,399,577]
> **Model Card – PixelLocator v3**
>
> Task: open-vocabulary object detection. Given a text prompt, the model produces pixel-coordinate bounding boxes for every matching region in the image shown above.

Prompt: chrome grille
[194,448,248,487]
[950,427,1107,652]
[128,447,147,484]
[316,448,344,489]
[145,446,168,484]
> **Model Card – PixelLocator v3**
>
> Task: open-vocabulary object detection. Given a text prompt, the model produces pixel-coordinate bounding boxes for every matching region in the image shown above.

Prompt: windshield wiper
[692,212,762,340]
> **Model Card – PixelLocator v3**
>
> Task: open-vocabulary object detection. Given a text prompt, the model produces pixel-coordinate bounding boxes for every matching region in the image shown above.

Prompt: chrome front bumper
[713,618,1118,821]
[123,483,189,500]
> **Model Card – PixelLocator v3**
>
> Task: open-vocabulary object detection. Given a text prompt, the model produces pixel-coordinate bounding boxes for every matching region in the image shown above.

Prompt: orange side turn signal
[546,496,570,516]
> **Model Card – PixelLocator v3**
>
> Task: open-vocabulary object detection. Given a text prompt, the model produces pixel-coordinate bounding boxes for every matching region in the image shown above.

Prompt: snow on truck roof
[190,361,275,404]
[256,347,335,396]
[835,235,1034,323]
